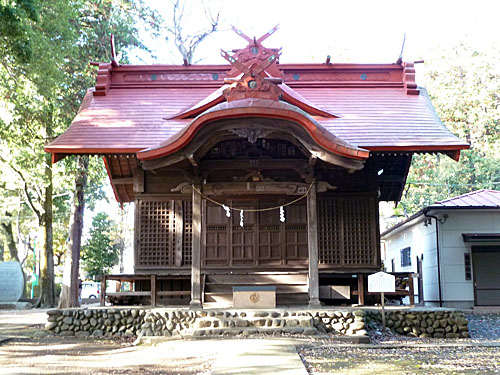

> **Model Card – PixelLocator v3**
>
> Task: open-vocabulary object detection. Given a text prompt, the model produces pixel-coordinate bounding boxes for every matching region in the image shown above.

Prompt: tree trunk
[0,220,19,261]
[59,155,89,308]
[0,243,4,261]
[40,151,55,307]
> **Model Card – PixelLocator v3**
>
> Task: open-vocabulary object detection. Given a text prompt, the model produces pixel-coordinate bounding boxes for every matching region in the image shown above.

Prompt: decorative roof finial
[220,25,283,101]
[110,34,120,67]
[226,25,282,78]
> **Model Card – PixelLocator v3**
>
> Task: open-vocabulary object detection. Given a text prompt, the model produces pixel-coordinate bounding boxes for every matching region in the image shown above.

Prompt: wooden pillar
[190,185,202,308]
[408,273,415,305]
[151,274,157,307]
[357,273,365,305]
[307,183,321,308]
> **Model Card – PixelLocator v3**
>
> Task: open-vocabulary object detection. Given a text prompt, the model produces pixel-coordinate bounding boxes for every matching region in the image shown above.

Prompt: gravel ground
[467,313,500,342]
[298,345,500,374]
[298,313,500,375]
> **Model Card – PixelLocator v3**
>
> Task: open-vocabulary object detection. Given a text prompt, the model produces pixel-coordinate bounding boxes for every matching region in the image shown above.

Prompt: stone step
[193,316,314,330]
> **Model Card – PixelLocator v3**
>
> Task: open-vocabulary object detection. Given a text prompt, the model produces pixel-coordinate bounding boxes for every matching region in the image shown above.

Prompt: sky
[135,0,500,84]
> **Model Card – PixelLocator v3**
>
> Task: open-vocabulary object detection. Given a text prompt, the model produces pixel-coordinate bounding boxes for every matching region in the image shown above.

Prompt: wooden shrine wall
[203,199,308,268]
[135,197,192,269]
[317,195,379,269]
[134,193,379,271]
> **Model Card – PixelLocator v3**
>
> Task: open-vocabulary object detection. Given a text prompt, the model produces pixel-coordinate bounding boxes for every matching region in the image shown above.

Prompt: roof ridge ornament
[110,34,121,68]
[221,25,283,101]
[91,34,121,96]
[227,25,282,78]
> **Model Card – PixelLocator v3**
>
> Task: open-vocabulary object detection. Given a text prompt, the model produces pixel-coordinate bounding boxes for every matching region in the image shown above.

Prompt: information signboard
[368,271,395,293]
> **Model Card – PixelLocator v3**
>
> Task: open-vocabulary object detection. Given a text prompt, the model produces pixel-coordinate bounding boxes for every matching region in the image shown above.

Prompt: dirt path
[0,309,310,375]
[0,310,213,374]
[1,334,214,375]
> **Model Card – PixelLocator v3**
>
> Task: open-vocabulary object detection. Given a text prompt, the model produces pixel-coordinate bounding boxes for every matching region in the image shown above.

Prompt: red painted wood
[138,98,369,161]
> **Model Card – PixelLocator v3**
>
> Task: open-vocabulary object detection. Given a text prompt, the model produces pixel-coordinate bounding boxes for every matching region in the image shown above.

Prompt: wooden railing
[98,274,191,307]
[353,272,415,305]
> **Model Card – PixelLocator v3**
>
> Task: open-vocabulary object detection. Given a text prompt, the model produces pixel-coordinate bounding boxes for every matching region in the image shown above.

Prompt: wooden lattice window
[343,198,376,265]
[137,200,173,267]
[318,199,342,264]
[182,201,193,265]
[318,197,377,267]
[136,199,193,268]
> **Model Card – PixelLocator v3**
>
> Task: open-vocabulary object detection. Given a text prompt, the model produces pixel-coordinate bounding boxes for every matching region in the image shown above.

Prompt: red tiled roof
[138,98,368,162]
[430,189,500,208]
[46,71,468,157]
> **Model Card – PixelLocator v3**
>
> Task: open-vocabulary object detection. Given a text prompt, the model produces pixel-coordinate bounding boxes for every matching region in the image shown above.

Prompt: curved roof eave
[138,98,369,164]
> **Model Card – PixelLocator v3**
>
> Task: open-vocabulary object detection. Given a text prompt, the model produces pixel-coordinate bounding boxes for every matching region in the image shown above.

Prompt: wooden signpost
[368,271,395,330]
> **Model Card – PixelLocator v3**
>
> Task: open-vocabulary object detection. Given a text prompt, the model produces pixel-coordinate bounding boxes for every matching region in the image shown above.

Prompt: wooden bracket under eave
[52,153,67,164]
[403,62,420,95]
[446,150,461,161]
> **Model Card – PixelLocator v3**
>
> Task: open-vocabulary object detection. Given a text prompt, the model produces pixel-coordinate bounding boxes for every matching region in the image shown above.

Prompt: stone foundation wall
[365,310,470,339]
[45,308,468,339]
[312,310,367,335]
[45,308,145,338]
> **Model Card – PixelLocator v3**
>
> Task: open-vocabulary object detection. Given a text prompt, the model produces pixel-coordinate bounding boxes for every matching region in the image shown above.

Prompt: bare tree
[169,0,221,65]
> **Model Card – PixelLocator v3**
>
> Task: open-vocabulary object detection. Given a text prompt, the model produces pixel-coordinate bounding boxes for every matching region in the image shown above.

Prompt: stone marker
[0,261,24,303]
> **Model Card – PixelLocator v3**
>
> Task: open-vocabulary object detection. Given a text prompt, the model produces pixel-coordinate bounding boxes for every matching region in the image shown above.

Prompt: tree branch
[0,155,43,221]
[169,0,221,64]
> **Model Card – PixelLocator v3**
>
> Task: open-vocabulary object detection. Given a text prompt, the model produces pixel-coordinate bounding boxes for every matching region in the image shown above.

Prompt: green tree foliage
[0,0,160,306]
[0,0,38,64]
[81,212,119,279]
[399,43,500,213]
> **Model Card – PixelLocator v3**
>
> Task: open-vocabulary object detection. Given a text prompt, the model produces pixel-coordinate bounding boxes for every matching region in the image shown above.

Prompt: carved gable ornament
[168,25,338,120]
[221,26,283,102]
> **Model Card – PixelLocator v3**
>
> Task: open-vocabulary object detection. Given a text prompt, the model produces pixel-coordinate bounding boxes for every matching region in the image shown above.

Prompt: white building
[381,190,500,309]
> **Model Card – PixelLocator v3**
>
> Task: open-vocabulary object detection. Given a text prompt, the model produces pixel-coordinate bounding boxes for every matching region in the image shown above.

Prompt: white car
[81,281,101,299]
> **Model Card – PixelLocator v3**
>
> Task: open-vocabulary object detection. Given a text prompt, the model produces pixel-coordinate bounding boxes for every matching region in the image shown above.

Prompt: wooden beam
[201,181,310,196]
[187,153,198,167]
[190,184,202,308]
[307,183,321,308]
[308,155,317,169]
[133,167,144,193]
[201,159,308,171]
[357,273,365,305]
[112,177,133,184]
[174,200,183,267]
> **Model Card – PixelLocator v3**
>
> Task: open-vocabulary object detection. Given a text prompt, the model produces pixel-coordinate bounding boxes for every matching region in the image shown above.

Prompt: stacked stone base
[365,310,470,339]
[312,310,367,336]
[45,308,145,338]
[188,311,318,337]
[45,308,469,340]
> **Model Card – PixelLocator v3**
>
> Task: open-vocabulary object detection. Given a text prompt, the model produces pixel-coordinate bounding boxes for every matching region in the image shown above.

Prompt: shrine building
[45,27,468,308]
